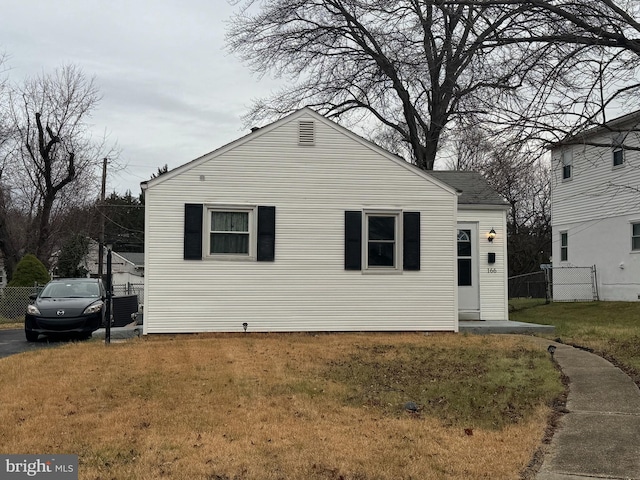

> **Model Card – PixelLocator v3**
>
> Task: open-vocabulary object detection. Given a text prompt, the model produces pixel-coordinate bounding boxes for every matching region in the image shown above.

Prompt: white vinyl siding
[552,128,640,227]
[143,111,458,333]
[456,209,509,321]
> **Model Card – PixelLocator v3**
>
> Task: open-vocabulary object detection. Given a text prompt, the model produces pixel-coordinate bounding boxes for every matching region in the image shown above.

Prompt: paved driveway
[0,329,68,359]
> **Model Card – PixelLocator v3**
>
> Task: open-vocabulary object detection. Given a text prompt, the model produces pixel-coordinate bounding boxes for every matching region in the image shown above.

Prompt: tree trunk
[34,197,54,267]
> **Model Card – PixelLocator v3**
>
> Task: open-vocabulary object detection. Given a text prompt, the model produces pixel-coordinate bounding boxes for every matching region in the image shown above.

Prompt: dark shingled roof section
[117,252,145,267]
[428,171,508,206]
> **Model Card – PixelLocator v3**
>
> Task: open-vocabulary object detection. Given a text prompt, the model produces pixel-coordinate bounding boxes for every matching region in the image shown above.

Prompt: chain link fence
[0,282,144,321]
[0,286,42,319]
[508,271,550,309]
[552,266,599,302]
[111,283,144,300]
[509,265,598,308]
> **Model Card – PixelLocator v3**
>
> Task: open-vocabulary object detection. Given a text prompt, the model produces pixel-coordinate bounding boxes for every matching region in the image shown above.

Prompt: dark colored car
[25,278,106,342]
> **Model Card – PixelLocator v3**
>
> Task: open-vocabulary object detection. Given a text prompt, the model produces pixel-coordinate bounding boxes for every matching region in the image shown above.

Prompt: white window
[632,223,640,251]
[560,231,568,261]
[365,211,400,270]
[561,151,572,180]
[207,207,255,257]
[613,147,624,167]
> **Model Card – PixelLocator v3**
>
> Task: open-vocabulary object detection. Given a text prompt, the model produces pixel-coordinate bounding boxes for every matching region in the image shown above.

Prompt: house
[83,241,145,285]
[141,108,509,334]
[550,110,640,301]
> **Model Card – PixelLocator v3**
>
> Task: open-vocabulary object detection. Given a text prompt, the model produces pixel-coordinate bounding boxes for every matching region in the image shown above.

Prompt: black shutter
[345,211,362,270]
[257,206,276,261]
[184,204,203,260]
[403,212,420,270]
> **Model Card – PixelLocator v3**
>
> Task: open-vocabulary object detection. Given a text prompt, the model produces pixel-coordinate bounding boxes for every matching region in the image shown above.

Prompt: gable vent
[298,120,315,146]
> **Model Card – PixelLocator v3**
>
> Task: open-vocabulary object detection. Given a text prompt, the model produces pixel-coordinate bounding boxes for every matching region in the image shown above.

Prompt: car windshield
[40,282,101,298]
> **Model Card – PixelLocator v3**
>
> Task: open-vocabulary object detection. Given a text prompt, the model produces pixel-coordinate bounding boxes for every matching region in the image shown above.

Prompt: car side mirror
[28,293,37,302]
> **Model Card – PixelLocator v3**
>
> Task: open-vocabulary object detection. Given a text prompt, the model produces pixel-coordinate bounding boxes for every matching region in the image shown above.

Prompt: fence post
[544,268,552,304]
[592,265,599,301]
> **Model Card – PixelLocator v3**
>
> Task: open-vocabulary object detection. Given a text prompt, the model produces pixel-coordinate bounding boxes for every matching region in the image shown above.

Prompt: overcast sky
[1,0,283,195]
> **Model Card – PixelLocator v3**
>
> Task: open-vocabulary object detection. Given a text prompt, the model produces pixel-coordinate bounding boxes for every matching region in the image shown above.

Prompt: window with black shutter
[345,210,420,272]
[184,204,275,261]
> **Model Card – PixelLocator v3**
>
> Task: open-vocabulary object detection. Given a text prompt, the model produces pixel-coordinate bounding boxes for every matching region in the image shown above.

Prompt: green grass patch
[511,301,640,374]
[509,297,549,311]
[324,340,562,430]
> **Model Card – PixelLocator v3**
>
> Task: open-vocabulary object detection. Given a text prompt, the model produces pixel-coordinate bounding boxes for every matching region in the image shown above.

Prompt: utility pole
[98,158,107,277]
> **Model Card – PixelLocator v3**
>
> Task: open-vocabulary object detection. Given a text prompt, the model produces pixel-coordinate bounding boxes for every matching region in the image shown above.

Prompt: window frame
[613,147,625,168]
[632,222,640,252]
[363,210,402,273]
[560,231,568,262]
[205,205,257,260]
[561,151,572,180]
[457,229,473,287]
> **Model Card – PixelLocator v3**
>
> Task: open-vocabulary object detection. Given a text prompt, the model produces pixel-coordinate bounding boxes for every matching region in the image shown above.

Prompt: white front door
[458,223,480,320]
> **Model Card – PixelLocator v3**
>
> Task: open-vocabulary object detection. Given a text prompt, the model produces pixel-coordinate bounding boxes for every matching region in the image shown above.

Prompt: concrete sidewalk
[530,338,640,480]
[459,320,555,334]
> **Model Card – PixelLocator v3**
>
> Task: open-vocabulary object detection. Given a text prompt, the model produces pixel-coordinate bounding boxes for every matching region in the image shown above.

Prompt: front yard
[511,301,640,380]
[0,332,562,479]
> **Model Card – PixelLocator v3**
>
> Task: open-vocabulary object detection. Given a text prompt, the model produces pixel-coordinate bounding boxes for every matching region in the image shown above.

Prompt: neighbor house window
[632,223,640,251]
[366,213,399,269]
[208,208,254,256]
[613,147,624,167]
[561,151,572,180]
[560,231,568,261]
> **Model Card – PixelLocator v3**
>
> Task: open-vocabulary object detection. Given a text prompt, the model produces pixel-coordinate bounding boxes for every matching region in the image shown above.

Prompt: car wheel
[25,329,39,342]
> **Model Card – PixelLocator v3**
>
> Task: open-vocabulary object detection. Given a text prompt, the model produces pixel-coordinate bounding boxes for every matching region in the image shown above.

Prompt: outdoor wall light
[488,228,496,242]
[243,322,248,333]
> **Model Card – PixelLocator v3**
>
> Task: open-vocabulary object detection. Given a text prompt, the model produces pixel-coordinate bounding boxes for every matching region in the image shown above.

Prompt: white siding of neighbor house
[552,214,640,301]
[143,111,459,333]
[551,119,640,301]
[457,209,509,320]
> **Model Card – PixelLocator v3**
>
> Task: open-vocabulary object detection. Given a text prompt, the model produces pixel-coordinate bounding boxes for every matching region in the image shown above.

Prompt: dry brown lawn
[0,332,561,479]
[0,320,22,330]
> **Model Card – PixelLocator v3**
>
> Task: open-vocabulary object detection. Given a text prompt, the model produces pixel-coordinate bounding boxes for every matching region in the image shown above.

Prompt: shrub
[8,254,50,287]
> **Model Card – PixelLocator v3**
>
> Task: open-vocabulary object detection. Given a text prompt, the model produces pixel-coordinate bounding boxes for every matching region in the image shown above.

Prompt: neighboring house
[550,110,640,301]
[141,108,509,334]
[83,241,145,285]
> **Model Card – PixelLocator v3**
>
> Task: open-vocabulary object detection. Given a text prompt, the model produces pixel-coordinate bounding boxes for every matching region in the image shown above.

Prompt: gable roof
[116,252,144,268]
[141,107,457,196]
[551,109,640,148]
[428,171,509,208]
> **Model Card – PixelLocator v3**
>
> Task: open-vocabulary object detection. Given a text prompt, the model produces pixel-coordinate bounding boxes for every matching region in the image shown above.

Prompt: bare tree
[228,0,561,170]
[2,65,113,269]
[445,126,551,275]
[442,0,640,140]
